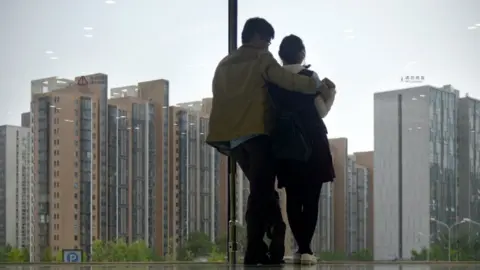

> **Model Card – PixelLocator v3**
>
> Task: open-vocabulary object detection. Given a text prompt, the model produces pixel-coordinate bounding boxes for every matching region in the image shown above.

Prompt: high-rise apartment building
[112,79,170,255]
[106,96,155,246]
[29,75,170,261]
[314,139,374,255]
[346,155,370,254]
[168,106,182,256]
[458,96,480,227]
[373,85,459,260]
[312,181,334,253]
[75,74,109,244]
[353,151,374,252]
[30,75,105,260]
[174,100,218,242]
[0,125,32,249]
[173,98,288,255]
[216,155,228,238]
[328,138,349,253]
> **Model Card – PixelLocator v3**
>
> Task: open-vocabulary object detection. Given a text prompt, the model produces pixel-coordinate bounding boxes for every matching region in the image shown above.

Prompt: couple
[207,17,336,266]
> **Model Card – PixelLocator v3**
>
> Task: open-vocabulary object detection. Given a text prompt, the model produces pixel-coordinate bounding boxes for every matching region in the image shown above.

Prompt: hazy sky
[1,0,479,152]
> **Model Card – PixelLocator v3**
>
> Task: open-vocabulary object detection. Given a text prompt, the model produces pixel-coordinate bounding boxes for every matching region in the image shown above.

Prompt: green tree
[318,251,347,261]
[208,246,226,262]
[126,240,151,261]
[54,251,63,262]
[0,245,10,262]
[163,238,175,261]
[41,247,53,262]
[111,238,128,261]
[349,249,373,261]
[91,239,154,262]
[82,251,88,262]
[7,247,25,262]
[183,232,213,258]
[215,234,228,254]
[91,240,107,262]
[411,247,429,261]
[409,232,480,261]
[177,246,192,261]
[215,226,247,254]
[177,231,213,262]
[20,248,29,262]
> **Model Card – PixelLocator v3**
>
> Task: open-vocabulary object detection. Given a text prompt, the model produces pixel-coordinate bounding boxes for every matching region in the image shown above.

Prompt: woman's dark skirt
[274,124,336,189]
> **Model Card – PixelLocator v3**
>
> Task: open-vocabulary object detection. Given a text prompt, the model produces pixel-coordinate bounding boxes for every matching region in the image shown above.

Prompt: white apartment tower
[0,125,33,249]
[374,85,459,260]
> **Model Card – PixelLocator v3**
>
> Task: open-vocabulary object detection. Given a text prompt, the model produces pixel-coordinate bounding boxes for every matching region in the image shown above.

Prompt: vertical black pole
[398,94,403,259]
[227,0,238,265]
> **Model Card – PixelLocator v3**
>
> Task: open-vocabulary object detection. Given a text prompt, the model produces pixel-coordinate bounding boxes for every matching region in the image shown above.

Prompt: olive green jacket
[207,45,323,145]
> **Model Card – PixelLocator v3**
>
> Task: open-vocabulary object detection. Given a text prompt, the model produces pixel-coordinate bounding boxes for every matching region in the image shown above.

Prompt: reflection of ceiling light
[50,56,58,60]
[345,35,356,40]
[105,0,116,4]
[467,26,477,30]
[83,27,93,31]
[344,29,354,33]
[84,34,93,38]
[45,50,54,54]
[475,23,480,27]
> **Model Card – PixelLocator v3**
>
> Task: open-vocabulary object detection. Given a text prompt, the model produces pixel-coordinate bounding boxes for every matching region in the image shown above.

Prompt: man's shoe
[300,253,317,265]
[243,253,271,266]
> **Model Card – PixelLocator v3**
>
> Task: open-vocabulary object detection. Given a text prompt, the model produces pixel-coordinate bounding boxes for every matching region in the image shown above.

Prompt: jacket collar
[283,64,305,74]
[239,44,268,51]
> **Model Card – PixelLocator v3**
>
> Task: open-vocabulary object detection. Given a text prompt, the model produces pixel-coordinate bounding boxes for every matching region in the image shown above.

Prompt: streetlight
[463,218,480,227]
[430,218,466,261]
[461,218,480,260]
[416,232,430,261]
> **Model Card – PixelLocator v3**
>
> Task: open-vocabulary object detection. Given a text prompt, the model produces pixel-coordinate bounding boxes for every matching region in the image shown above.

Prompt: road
[0,263,479,270]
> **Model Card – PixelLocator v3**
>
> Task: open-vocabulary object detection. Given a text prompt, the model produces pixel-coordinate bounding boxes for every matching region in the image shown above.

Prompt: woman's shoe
[300,253,317,265]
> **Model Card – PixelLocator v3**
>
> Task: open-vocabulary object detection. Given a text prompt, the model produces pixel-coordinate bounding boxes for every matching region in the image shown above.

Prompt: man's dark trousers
[266,191,286,263]
[231,135,277,265]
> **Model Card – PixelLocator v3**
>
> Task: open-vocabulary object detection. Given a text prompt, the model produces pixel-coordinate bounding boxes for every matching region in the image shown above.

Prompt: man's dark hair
[241,17,275,44]
[278,34,305,65]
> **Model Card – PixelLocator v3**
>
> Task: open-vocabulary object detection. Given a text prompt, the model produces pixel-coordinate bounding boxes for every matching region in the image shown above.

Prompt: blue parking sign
[62,249,82,263]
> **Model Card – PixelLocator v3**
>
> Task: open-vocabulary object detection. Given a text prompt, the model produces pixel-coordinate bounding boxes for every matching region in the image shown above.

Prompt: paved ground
[0,264,479,270]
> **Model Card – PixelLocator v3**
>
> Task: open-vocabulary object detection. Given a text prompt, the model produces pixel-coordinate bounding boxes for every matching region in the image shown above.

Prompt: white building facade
[0,125,33,249]
[374,85,459,260]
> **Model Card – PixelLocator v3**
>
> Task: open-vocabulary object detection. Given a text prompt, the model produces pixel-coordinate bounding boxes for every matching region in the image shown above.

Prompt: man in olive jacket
[207,17,331,265]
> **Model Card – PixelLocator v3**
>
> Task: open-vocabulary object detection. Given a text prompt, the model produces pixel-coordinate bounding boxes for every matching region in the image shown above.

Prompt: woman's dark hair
[278,34,305,65]
[241,17,275,44]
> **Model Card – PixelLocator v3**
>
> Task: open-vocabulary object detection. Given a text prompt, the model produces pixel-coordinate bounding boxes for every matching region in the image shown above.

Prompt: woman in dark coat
[269,34,336,265]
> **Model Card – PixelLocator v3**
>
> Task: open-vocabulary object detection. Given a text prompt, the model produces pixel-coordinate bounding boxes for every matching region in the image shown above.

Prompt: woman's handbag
[271,111,312,162]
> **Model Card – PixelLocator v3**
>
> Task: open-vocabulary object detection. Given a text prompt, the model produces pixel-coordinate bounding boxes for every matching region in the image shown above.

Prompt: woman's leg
[285,184,303,246]
[277,160,303,252]
[298,182,323,254]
